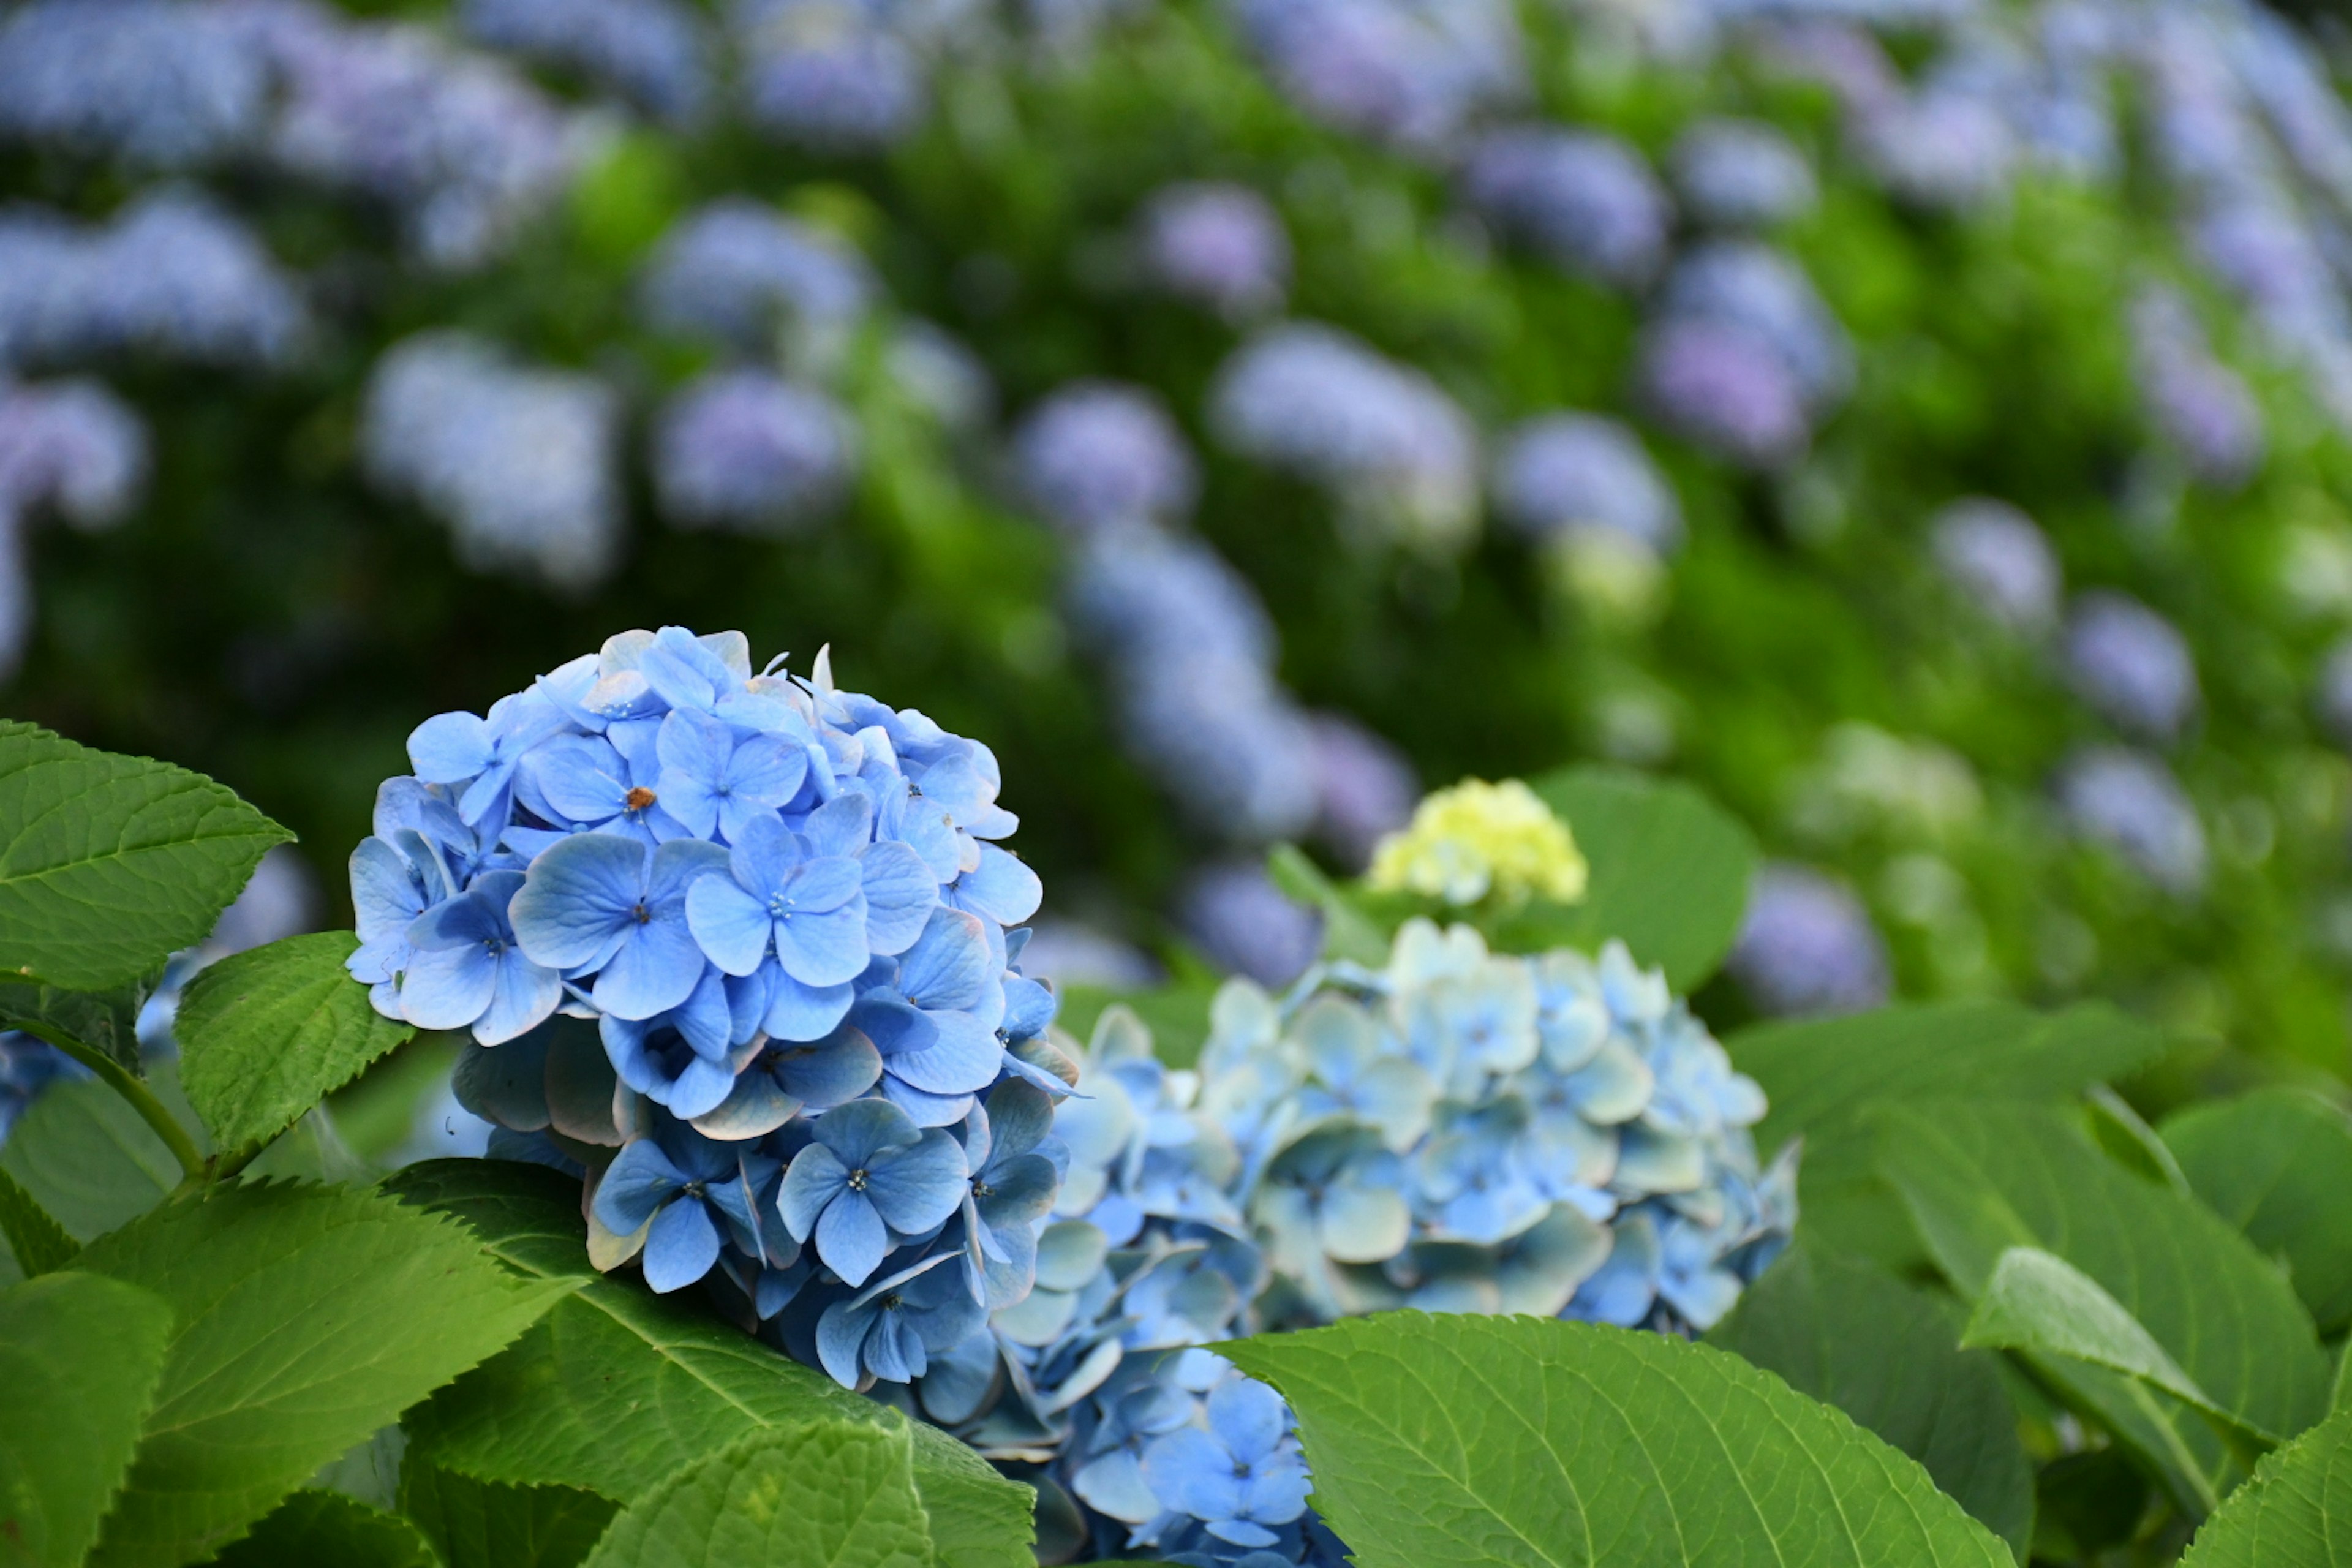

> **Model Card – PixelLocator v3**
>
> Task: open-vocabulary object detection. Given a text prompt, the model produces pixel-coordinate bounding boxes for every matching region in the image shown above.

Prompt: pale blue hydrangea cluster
[1014,383,1200,536]
[732,0,970,154]
[1460,126,1672,289]
[1137,183,1292,320]
[1488,413,1683,559]
[351,628,1060,1354]
[2062,590,2201,745]
[0,376,149,673]
[1668,117,1819,231]
[361,331,623,592]
[1728,862,1891,1017]
[2130,285,2266,489]
[653,369,859,538]
[1929,498,2062,636]
[1637,239,1851,470]
[1232,0,1526,152]
[2054,744,2209,895]
[458,0,714,126]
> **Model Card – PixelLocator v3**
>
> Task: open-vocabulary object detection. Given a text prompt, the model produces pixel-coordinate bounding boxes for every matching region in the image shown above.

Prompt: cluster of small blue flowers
[638,199,879,365]
[0,189,306,374]
[1637,239,1851,470]
[1136,183,1292,320]
[1488,413,1683,561]
[2130,285,2266,490]
[458,0,713,126]
[0,376,149,673]
[361,331,623,592]
[1929,498,2062,636]
[2062,590,2201,746]
[2053,745,2209,895]
[1460,126,1672,289]
[733,0,949,154]
[1668,117,1819,232]
[653,369,859,538]
[1207,323,1480,552]
[1233,0,1527,153]
[0,0,267,170]
[1727,862,1892,1017]
[1014,383,1200,538]
[355,628,1061,1357]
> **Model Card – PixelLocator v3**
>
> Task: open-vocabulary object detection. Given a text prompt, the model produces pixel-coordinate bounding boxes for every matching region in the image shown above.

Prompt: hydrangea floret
[359,633,1792,1568]
[1366,777,1590,907]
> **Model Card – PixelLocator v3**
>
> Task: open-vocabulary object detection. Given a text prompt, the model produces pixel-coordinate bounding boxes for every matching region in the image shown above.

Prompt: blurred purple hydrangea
[2062,590,2200,745]
[2054,746,2207,895]
[0,376,149,675]
[652,369,858,537]
[736,0,929,153]
[460,0,713,125]
[1305,710,1418,871]
[1851,81,2018,210]
[1635,318,1811,470]
[1728,862,1891,1017]
[1013,381,1199,535]
[1177,860,1324,989]
[1208,323,1480,551]
[1656,241,1851,410]
[1462,126,1672,289]
[1929,498,2061,635]
[2315,635,2352,751]
[1490,413,1683,556]
[0,0,268,168]
[1234,0,1526,151]
[362,330,623,592]
[1137,181,1291,318]
[1669,118,1818,230]
[0,189,307,372]
[638,198,878,361]
[2130,286,2264,489]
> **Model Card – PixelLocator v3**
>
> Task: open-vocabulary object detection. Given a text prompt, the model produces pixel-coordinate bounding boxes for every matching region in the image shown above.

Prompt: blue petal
[685,875,774,978]
[595,1138,687,1234]
[662,1053,737,1120]
[1142,1428,1245,1521]
[771,1026,883,1107]
[408,710,494,784]
[725,812,799,902]
[531,734,632,824]
[641,1197,722,1292]
[673,967,734,1058]
[815,1098,920,1166]
[815,1190,891,1286]
[815,1298,874,1387]
[475,951,563,1045]
[895,908,990,1013]
[774,900,870,989]
[799,792,872,858]
[954,844,1042,925]
[864,1128,969,1235]
[1209,1379,1289,1462]
[763,969,855,1042]
[778,1145,851,1238]
[592,916,709,1022]
[349,837,429,943]
[510,833,645,970]
[398,941,497,1031]
[859,841,937,957]
[885,1008,1002,1096]
[877,1077,976,1128]
[784,856,864,915]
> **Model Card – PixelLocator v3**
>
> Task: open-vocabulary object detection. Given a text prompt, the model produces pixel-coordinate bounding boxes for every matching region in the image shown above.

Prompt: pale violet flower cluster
[1727,862,1891,1017]
[1668,117,1819,230]
[1489,413,1683,560]
[2062,590,2201,745]
[1137,182,1292,320]
[733,0,960,154]
[2130,284,2266,489]
[361,331,623,592]
[1232,0,1526,152]
[1013,382,1200,537]
[2054,745,2208,895]
[653,369,859,537]
[0,375,149,674]
[1929,497,2062,636]
[1460,126,1672,289]
[459,0,714,126]
[352,628,1065,1384]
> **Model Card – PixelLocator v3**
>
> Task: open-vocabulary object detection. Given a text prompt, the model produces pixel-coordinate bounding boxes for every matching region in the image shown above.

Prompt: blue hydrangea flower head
[780,1096,968,1286]
[1140,1376,1313,1548]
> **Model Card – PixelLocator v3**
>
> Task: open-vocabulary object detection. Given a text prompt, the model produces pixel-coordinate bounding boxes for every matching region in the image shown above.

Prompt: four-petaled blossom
[778,1098,968,1286]
[346,830,447,1018]
[407,688,569,826]
[956,1080,1061,1306]
[686,810,871,985]
[594,1126,773,1294]
[1140,1379,1313,1548]
[814,1250,988,1388]
[399,870,563,1044]
[653,708,807,841]
[601,967,739,1118]
[510,833,728,1019]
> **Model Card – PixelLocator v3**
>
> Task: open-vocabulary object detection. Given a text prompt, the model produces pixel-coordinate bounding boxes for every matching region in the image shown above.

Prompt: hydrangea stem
[21,1023,205,1180]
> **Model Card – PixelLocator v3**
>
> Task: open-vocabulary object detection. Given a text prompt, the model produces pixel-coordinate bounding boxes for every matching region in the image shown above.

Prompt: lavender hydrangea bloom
[1656,242,1851,410]
[1138,182,1291,318]
[459,0,712,124]
[1305,710,1418,872]
[0,379,147,533]
[1727,863,1890,1017]
[1635,318,1811,469]
[2318,636,2352,752]
[0,0,268,168]
[1235,0,1526,151]
[1177,861,1324,989]
[736,0,929,153]
[1208,323,1480,551]
[2132,287,2264,489]
[362,330,623,590]
[638,199,877,358]
[1463,126,1672,288]
[2062,591,2200,745]
[1490,413,1683,555]
[1929,498,2061,635]
[1852,81,2018,210]
[1670,118,1819,230]
[2055,746,2207,895]
[1013,382,1199,535]
[653,369,857,535]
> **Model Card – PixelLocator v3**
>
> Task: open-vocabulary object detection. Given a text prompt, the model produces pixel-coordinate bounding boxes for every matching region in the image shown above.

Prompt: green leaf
[2179,1406,2352,1567]
[399,1461,618,1568]
[1513,764,1758,988]
[1961,1247,2257,1440]
[72,1180,576,1568]
[1874,1101,2331,1511]
[385,1158,1035,1568]
[209,1490,434,1568]
[1225,1311,2012,1568]
[178,932,414,1150]
[0,722,291,991]
[1267,843,1387,965]
[0,1072,192,1241]
[581,1423,933,1568]
[0,1164,74,1275]
[2162,1087,2352,1334]
[0,1270,174,1568]
[1707,1241,2035,1557]
[0,976,156,1077]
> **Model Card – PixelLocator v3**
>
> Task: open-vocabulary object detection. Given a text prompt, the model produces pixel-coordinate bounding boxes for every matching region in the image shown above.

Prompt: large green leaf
[1513,765,1758,989]
[1224,1312,2012,1568]
[1874,1101,2331,1511]
[209,1490,435,1568]
[0,1164,74,1275]
[0,1270,174,1568]
[385,1158,1036,1568]
[581,1423,934,1568]
[1707,1242,2034,1558]
[0,722,290,991]
[2179,1406,2352,1567]
[399,1461,618,1568]
[72,1180,575,1568]
[2162,1088,2352,1335]
[0,1072,194,1241]
[1727,1001,2171,1273]
[178,933,414,1151]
